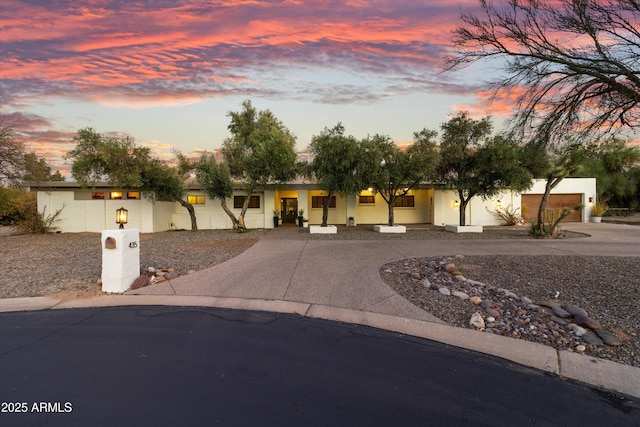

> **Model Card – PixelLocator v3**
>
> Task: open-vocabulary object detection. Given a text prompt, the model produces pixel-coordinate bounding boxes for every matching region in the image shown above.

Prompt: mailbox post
[101,228,140,293]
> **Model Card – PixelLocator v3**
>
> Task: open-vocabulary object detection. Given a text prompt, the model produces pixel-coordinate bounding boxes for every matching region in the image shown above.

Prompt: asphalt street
[1,306,638,426]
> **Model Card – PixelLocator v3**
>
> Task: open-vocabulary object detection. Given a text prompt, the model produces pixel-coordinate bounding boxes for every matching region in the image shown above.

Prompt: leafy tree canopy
[438,112,532,225]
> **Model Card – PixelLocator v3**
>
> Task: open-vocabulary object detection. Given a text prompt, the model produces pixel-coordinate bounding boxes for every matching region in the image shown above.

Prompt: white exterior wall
[37,191,158,233]
[355,190,433,225]
[307,190,348,225]
[170,190,268,230]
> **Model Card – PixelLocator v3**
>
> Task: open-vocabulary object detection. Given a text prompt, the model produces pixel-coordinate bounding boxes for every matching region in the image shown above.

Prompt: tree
[523,136,591,235]
[575,138,640,208]
[437,112,532,226]
[22,152,65,182]
[194,153,238,226]
[66,128,151,189]
[360,130,439,226]
[307,123,363,227]
[222,100,297,231]
[449,0,640,137]
[141,157,199,231]
[0,125,25,185]
[67,128,199,230]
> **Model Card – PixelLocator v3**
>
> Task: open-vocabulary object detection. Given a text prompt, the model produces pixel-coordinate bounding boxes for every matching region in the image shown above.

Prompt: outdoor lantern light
[589,196,593,203]
[116,207,128,229]
[453,200,460,208]
[496,200,502,208]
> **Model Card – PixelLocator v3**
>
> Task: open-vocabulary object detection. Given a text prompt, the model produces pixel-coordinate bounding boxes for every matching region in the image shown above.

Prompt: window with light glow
[110,191,123,200]
[233,196,260,209]
[187,195,206,205]
[311,196,336,208]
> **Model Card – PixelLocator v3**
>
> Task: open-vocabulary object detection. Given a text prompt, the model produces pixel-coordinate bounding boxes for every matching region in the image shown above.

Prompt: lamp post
[116,207,128,229]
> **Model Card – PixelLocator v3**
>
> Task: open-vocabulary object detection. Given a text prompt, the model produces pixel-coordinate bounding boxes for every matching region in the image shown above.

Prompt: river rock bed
[380,255,640,367]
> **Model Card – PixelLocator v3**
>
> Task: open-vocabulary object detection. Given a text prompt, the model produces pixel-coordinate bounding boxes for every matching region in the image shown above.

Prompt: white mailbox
[101,228,140,293]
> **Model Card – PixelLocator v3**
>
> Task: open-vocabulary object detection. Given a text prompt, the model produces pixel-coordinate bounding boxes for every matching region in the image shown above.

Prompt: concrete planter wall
[373,225,406,233]
[445,225,483,233]
[309,225,337,234]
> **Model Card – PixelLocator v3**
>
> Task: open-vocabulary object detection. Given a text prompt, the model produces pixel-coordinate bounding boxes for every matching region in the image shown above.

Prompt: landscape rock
[469,312,485,330]
[571,325,588,336]
[561,304,588,317]
[519,296,532,305]
[575,345,586,353]
[581,332,605,346]
[444,263,457,273]
[421,278,431,288]
[438,287,451,296]
[593,329,623,346]
[411,272,421,280]
[538,300,562,309]
[469,296,482,305]
[130,275,150,290]
[552,307,572,318]
[452,291,469,300]
[573,313,602,329]
[485,308,500,318]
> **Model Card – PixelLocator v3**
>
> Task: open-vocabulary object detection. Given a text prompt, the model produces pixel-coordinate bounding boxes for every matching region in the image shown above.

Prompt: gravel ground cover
[0,229,266,299]
[381,255,640,367]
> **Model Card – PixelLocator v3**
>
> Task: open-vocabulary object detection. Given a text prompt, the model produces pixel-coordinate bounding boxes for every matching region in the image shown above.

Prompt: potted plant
[591,202,607,223]
[273,210,280,228]
[298,209,304,227]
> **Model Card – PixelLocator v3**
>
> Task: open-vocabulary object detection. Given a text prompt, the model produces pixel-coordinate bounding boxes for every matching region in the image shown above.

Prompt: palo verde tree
[67,128,199,230]
[307,123,363,227]
[222,100,297,231]
[360,130,439,226]
[438,112,532,226]
[448,0,640,137]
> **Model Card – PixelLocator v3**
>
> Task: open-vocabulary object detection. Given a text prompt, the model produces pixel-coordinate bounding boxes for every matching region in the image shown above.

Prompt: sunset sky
[2,0,516,174]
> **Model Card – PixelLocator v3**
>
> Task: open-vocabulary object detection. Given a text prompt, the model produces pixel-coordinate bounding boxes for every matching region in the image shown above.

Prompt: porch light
[496,200,502,208]
[116,207,128,229]
[588,196,593,203]
[453,200,460,208]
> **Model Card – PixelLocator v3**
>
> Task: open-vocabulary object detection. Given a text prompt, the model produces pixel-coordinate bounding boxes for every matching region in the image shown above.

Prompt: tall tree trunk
[321,190,333,227]
[536,176,563,233]
[458,190,467,226]
[387,195,395,226]
[177,199,198,231]
[236,187,255,231]
[219,198,239,229]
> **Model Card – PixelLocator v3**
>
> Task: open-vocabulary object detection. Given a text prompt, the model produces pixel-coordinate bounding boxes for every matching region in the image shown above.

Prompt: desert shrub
[16,201,64,234]
[489,204,524,226]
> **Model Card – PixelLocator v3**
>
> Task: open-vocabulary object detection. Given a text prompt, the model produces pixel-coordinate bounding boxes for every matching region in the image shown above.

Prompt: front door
[281,198,298,224]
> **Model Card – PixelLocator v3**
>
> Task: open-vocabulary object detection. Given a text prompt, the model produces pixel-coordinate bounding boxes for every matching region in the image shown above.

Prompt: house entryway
[281,198,298,224]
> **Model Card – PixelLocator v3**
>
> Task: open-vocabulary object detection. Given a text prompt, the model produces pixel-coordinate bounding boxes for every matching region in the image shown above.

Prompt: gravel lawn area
[0,229,267,299]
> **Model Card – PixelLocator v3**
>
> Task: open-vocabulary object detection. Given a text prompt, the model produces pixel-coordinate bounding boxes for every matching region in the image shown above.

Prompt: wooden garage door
[521,194,582,223]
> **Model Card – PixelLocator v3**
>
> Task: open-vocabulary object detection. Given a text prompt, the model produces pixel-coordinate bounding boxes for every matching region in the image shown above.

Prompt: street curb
[1,294,638,399]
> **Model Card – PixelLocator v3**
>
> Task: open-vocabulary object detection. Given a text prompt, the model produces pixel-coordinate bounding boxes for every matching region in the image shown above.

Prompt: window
[127,191,140,200]
[312,196,336,209]
[358,195,375,204]
[110,191,123,199]
[394,195,415,208]
[187,195,206,205]
[91,192,105,200]
[233,195,260,209]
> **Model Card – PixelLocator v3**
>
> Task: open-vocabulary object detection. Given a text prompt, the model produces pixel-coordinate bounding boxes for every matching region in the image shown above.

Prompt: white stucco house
[29,178,596,233]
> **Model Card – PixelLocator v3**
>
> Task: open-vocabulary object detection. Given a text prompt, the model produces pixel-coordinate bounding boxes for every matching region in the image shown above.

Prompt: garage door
[521,194,583,223]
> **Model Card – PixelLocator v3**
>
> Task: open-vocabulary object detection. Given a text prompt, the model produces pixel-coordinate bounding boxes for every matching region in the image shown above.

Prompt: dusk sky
[2,0,516,175]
